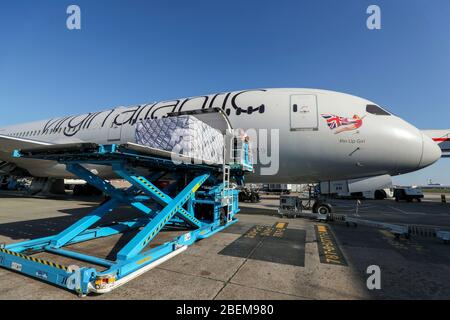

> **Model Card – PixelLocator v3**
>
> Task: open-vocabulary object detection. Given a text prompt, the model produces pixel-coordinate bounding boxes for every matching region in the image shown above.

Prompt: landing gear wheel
[313,202,332,214]
[317,205,331,214]
[374,190,386,200]
[73,185,83,196]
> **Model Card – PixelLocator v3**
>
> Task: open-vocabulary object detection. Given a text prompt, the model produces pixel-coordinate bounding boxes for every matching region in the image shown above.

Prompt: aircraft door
[108,123,122,142]
[290,95,318,130]
[107,109,124,142]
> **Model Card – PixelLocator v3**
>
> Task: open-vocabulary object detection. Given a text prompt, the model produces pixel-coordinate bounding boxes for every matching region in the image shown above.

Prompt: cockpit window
[366,104,391,116]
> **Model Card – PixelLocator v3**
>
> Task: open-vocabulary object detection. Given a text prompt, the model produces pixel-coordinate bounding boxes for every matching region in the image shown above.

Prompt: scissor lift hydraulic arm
[0,142,251,296]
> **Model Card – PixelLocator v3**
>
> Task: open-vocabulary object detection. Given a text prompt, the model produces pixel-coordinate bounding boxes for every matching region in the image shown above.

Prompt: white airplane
[0,88,443,192]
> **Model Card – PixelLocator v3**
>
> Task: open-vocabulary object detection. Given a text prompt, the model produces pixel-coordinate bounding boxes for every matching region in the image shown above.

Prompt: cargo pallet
[0,142,252,296]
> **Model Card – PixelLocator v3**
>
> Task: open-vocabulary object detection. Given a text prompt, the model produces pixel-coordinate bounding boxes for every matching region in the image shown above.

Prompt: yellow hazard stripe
[136,177,166,198]
[192,183,201,193]
[136,256,153,265]
[0,248,68,271]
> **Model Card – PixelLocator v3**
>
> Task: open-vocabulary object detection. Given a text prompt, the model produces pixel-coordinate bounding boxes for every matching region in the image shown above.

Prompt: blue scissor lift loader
[0,138,252,296]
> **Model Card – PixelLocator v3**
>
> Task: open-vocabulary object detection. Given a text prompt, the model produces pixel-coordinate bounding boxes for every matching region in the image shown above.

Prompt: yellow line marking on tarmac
[275,222,287,229]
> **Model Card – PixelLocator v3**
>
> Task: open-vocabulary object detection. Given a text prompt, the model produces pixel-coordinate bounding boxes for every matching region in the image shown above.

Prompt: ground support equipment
[0,142,252,295]
[343,216,410,239]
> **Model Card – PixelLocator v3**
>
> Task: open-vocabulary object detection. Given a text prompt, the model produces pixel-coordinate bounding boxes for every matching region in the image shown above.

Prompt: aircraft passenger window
[366,104,391,115]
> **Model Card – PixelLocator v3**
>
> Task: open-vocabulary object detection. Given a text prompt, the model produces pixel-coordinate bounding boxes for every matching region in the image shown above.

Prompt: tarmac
[0,191,449,300]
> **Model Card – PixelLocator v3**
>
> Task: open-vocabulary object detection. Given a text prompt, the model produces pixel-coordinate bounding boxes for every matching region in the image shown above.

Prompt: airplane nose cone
[419,133,441,168]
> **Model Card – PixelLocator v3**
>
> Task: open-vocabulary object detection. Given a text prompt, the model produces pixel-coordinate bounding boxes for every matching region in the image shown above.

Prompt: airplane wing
[0,135,53,174]
[0,134,53,153]
[422,130,450,157]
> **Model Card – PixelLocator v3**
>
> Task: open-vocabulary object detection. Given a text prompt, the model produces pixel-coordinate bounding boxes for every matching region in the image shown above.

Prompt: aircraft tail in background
[423,130,450,157]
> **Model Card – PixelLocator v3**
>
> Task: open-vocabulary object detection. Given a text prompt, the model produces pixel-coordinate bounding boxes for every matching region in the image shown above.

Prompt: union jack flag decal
[321,114,364,134]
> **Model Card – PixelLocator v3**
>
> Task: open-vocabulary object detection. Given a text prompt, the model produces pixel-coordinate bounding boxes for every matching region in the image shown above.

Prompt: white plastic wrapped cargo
[135,115,224,164]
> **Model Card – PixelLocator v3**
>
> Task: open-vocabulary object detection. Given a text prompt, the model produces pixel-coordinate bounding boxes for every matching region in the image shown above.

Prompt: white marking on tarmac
[388,206,427,216]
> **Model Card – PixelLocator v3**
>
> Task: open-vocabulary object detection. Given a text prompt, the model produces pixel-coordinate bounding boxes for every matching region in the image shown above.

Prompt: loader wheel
[220,208,227,226]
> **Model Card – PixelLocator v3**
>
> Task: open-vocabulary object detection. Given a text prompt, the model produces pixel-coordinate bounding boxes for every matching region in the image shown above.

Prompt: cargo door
[290,95,318,130]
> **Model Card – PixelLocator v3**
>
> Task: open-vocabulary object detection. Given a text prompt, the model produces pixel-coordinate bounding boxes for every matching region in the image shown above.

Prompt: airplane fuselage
[0,88,441,183]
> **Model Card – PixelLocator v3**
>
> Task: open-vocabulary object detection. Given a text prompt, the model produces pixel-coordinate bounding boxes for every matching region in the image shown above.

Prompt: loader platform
[0,141,252,296]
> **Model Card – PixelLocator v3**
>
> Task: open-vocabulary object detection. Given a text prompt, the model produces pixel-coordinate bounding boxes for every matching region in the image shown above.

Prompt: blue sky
[0,0,449,185]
